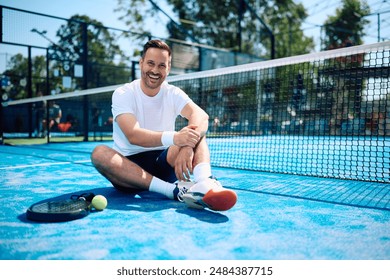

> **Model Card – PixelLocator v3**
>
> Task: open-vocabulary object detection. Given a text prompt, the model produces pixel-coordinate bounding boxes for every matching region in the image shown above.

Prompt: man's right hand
[173,125,200,148]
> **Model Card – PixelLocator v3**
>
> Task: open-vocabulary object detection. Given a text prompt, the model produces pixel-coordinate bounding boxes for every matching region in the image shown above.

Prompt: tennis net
[2,41,389,183]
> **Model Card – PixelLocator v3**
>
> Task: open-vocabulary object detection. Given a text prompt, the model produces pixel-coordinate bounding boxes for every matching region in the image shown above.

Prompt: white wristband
[161,131,175,146]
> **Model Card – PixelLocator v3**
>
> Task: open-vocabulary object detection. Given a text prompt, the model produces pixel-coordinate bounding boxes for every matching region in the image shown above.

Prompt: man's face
[139,47,171,95]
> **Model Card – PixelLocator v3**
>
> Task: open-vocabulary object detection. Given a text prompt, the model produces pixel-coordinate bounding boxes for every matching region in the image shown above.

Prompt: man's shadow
[19,187,229,224]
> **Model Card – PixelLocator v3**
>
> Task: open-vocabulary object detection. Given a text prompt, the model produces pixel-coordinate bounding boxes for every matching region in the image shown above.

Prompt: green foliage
[4,14,132,99]
[165,0,316,58]
[116,0,315,59]
[115,0,152,34]
[262,0,315,58]
[3,54,47,99]
[323,0,370,50]
[52,15,131,90]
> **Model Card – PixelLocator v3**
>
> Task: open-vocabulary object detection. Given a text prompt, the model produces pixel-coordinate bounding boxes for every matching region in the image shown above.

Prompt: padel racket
[26,193,95,222]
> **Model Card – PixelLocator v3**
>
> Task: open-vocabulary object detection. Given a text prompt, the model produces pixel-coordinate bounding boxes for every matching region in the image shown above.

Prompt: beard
[141,70,165,91]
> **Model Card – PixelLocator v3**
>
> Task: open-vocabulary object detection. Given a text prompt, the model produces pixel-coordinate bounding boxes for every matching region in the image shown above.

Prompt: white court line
[0,160,91,170]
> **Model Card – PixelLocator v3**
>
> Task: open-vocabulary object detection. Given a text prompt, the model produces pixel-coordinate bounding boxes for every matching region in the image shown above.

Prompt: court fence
[0,5,263,101]
[1,41,389,183]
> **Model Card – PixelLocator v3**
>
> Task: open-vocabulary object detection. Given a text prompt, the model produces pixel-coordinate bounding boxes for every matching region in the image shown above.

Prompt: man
[42,100,62,135]
[91,39,237,211]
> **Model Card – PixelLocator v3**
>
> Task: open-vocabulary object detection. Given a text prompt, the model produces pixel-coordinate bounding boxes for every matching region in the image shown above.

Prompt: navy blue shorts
[126,149,177,183]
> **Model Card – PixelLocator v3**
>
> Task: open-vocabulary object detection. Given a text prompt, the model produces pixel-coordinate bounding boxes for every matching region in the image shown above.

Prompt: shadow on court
[18,187,229,225]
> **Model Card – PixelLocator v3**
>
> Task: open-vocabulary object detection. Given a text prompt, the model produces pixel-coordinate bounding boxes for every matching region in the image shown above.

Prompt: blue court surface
[0,141,389,260]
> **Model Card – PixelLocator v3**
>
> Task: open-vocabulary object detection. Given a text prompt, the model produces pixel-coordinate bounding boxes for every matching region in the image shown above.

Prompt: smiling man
[91,39,237,211]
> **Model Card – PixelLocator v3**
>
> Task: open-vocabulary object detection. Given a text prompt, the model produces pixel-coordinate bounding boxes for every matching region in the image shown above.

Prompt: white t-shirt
[111,79,191,156]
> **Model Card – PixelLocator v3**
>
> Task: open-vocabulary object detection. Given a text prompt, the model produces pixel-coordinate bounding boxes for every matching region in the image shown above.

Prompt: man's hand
[173,125,200,148]
[174,146,194,181]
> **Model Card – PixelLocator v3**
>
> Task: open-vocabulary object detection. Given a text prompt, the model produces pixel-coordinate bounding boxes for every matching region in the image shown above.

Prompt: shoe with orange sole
[182,178,237,211]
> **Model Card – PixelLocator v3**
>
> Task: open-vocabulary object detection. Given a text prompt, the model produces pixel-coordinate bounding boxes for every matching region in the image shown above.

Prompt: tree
[51,15,131,90]
[115,0,154,36]
[3,54,47,100]
[115,0,315,59]
[3,15,132,101]
[262,0,315,58]
[323,0,370,50]
[321,0,371,135]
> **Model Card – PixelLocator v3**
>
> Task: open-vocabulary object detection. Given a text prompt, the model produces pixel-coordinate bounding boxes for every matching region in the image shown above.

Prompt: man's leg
[91,145,152,191]
[192,136,212,182]
[91,143,237,211]
[176,137,238,211]
[166,136,212,182]
[91,145,191,200]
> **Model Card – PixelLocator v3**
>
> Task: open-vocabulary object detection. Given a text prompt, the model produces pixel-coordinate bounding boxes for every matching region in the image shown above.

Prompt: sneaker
[182,178,237,211]
[173,181,194,201]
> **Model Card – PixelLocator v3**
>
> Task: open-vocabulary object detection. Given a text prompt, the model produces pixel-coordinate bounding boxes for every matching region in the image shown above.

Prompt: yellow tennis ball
[91,195,107,210]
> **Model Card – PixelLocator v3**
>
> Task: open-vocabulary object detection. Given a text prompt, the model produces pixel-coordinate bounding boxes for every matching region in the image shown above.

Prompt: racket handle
[71,192,95,202]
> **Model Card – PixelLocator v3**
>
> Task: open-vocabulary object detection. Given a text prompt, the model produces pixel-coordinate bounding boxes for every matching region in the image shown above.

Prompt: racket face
[26,199,90,222]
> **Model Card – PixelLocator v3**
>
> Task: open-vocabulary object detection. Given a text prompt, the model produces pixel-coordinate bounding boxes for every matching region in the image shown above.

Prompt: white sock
[193,162,212,182]
[149,177,175,199]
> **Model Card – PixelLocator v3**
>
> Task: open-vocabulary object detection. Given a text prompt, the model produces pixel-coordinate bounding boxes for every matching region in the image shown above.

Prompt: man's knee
[91,145,110,165]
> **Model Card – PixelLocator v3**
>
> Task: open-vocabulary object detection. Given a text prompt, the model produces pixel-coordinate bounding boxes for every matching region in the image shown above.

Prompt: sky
[1,0,389,70]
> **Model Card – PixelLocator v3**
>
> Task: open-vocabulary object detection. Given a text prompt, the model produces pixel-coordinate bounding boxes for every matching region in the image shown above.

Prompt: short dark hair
[142,39,172,58]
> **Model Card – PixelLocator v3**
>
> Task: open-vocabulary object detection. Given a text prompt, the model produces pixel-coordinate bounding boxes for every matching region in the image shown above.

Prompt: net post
[83,95,89,142]
[45,100,50,143]
[131,61,137,81]
[27,46,34,138]
[0,6,3,43]
[198,46,202,71]
[270,33,275,59]
[255,69,262,133]
[0,102,3,145]
[81,22,89,142]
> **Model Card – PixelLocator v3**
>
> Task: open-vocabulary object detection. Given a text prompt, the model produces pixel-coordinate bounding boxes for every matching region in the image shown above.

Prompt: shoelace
[176,185,190,202]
